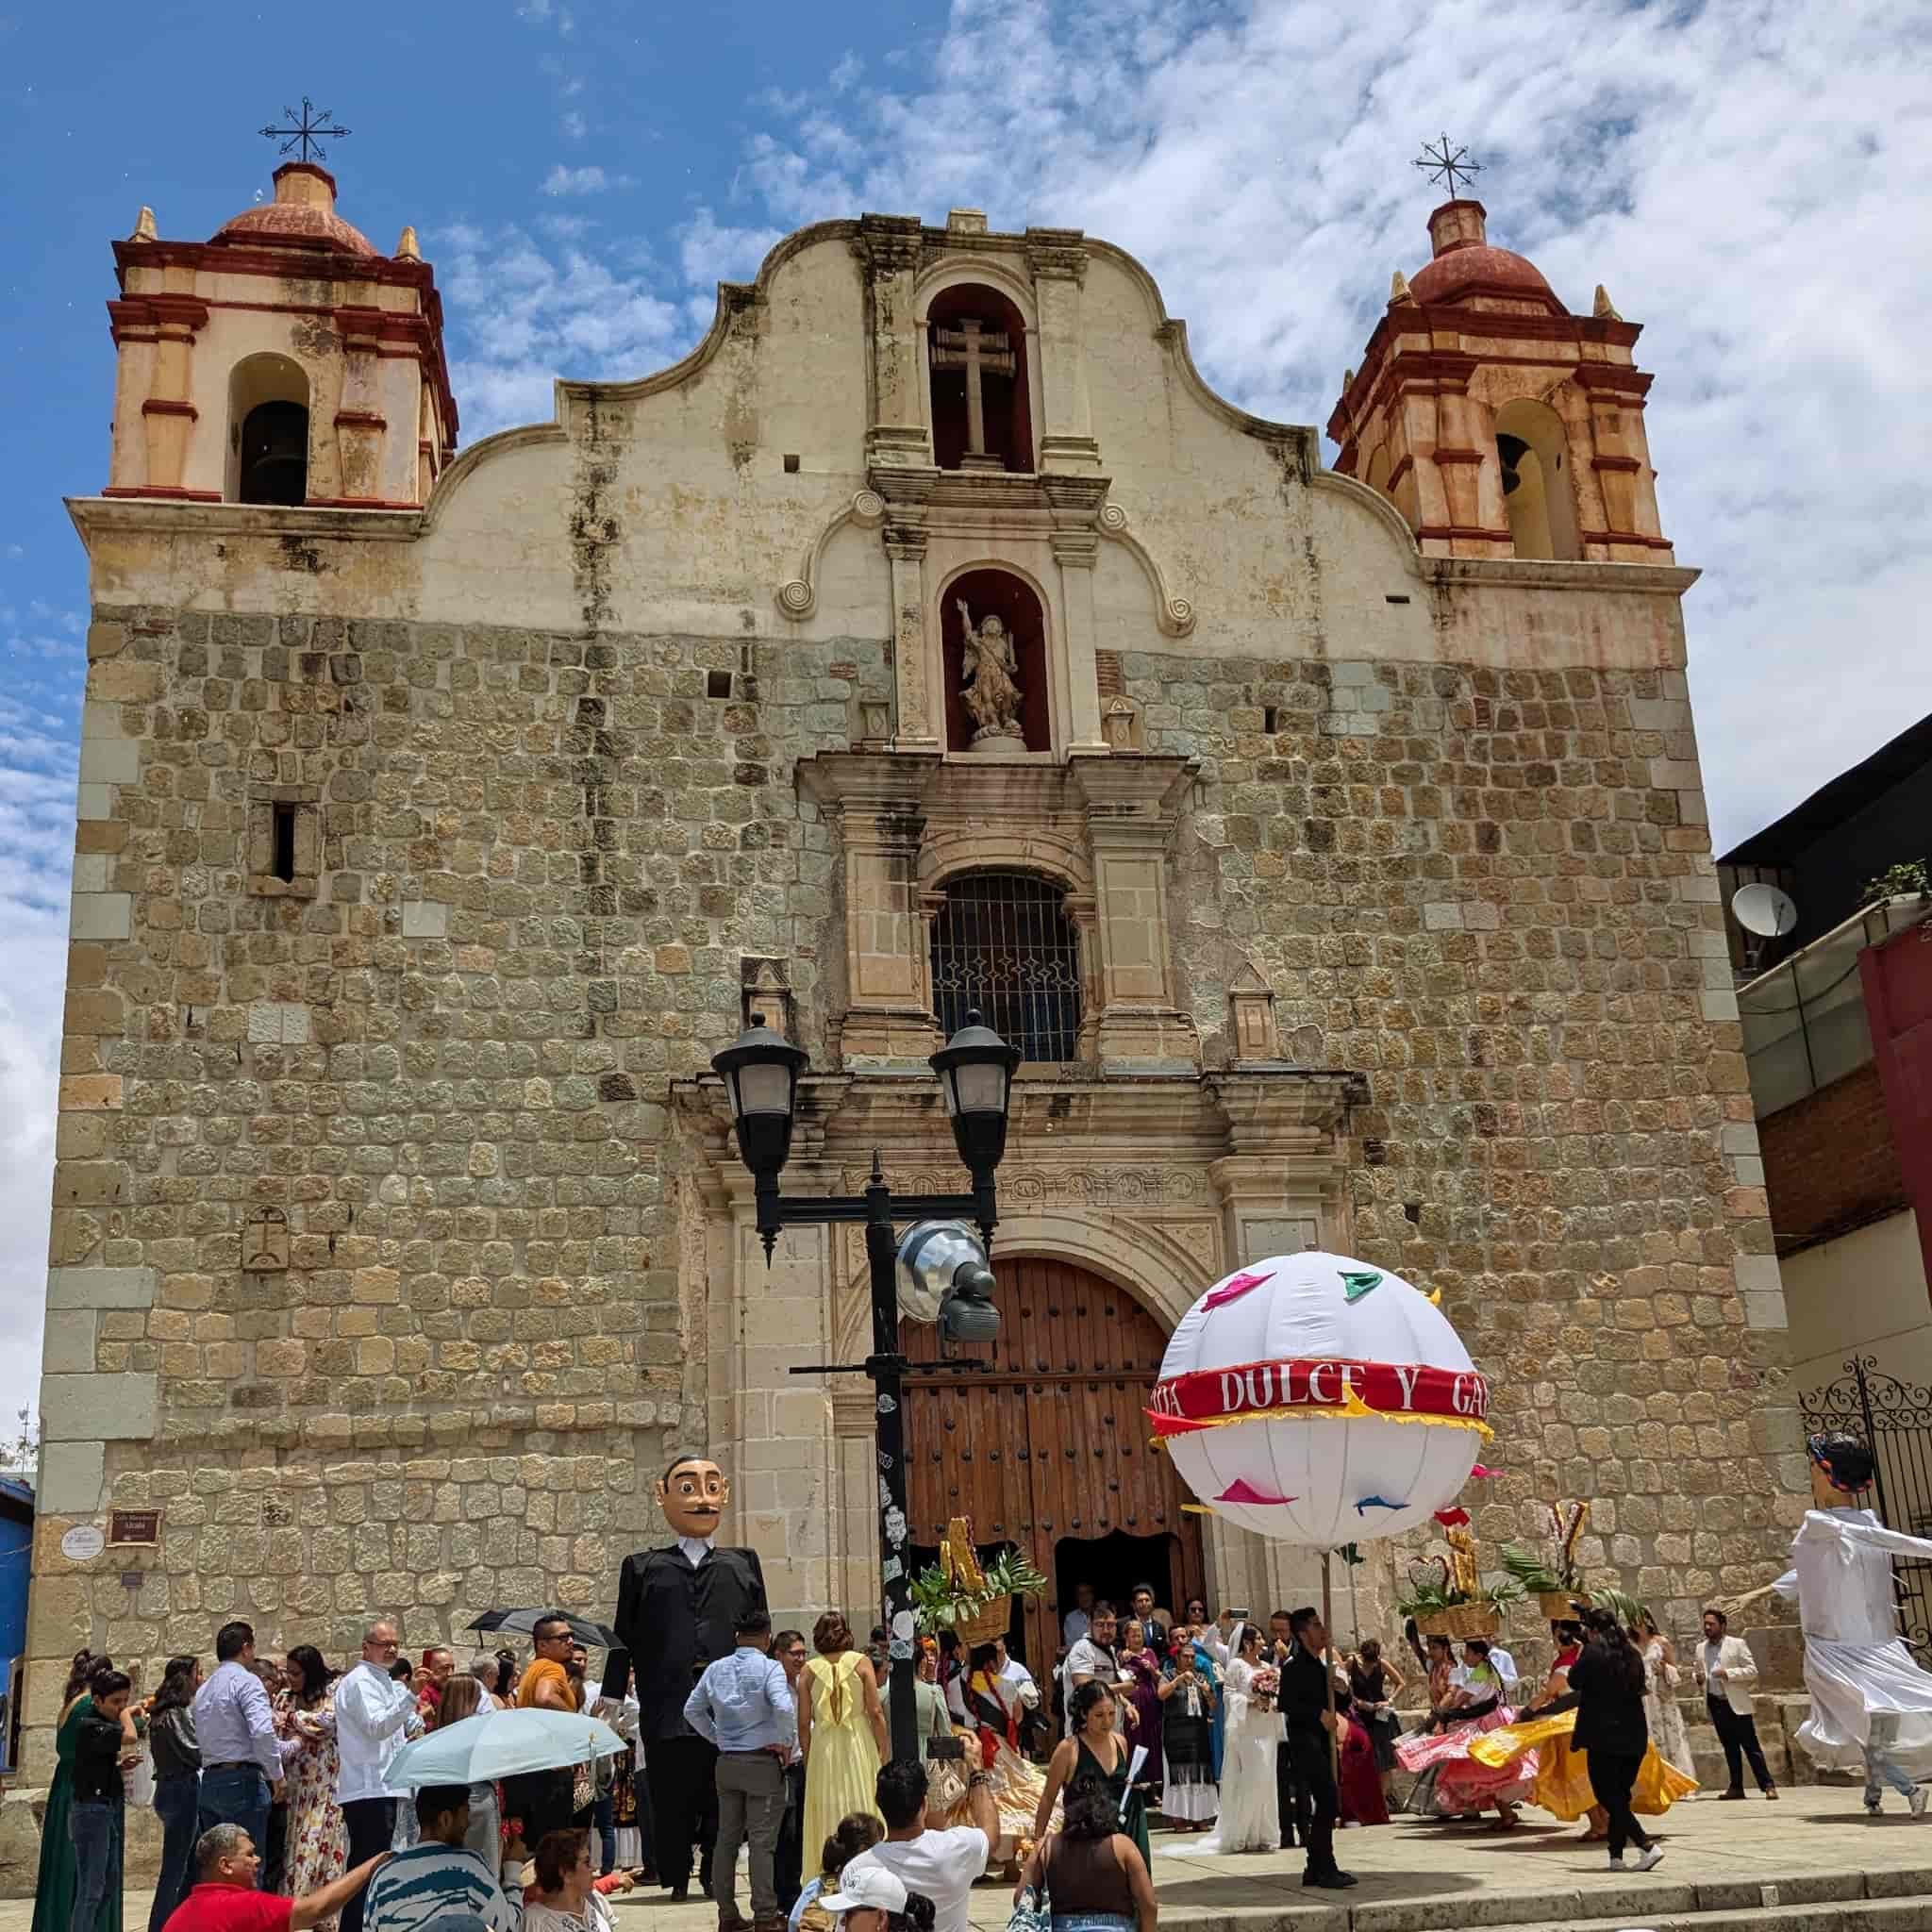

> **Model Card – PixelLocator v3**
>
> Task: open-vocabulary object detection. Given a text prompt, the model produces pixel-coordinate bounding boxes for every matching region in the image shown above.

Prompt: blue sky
[0,0,1927,1424]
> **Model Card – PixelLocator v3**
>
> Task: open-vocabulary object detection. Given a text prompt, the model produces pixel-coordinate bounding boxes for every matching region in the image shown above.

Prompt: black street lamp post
[710,1009,1021,1764]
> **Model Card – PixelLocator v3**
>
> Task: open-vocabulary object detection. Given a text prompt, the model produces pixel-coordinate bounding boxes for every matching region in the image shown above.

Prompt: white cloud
[697,0,1932,852]
[677,208,784,289]
[540,163,624,197]
[561,108,587,141]
[829,50,863,92]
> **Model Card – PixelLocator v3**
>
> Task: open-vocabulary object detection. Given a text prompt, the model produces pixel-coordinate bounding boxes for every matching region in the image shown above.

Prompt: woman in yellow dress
[799,1611,888,1857]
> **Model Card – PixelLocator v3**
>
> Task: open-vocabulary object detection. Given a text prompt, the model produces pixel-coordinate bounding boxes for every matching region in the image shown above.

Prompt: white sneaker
[1606,1856,1625,1870]
[1910,1786,1928,1819]
[1635,1845,1665,1873]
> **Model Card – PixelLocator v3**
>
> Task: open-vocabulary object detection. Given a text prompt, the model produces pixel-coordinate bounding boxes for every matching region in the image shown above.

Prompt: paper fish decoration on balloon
[1217,1478,1297,1506]
[1355,1494,1407,1515]
[1202,1269,1273,1311]
[1341,1270,1383,1303]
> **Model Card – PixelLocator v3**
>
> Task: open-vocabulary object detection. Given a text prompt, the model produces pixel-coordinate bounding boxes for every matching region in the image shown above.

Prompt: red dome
[211,163,376,258]
[1410,243,1554,306]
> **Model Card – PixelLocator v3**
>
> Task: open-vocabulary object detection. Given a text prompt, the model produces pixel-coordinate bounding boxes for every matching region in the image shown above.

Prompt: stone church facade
[23,161,1804,1772]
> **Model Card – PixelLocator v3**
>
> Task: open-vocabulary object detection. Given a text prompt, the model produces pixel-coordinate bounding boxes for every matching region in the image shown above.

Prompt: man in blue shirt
[191,1622,291,1886]
[684,1610,796,1932]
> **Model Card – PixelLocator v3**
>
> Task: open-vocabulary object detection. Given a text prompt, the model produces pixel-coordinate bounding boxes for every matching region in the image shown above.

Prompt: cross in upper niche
[931,318,1015,467]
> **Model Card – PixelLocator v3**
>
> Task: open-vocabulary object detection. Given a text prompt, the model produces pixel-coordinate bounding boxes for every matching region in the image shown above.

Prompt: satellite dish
[1732,882,1799,939]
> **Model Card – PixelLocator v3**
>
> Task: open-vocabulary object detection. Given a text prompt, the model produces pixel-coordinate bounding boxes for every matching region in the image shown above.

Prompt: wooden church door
[900,1257,1204,1673]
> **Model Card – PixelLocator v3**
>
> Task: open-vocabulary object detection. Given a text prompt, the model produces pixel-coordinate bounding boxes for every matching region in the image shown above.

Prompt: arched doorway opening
[900,1256,1203,1674]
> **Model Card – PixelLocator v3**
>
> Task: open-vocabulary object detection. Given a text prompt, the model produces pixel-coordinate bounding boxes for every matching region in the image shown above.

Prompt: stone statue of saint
[956,599,1025,747]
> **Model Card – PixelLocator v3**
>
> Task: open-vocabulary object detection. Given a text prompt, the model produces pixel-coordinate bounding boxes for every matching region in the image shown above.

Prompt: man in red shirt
[161,1824,386,1931]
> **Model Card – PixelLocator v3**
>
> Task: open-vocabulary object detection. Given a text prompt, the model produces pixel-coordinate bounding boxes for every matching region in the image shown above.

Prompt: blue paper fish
[1355,1494,1406,1516]
[1341,1270,1383,1303]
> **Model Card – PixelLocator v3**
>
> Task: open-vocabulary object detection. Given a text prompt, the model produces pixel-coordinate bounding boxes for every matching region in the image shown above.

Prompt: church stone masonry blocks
[30,182,1804,1776]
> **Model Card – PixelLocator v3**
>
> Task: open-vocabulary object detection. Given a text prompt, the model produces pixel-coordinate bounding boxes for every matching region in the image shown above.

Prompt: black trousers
[647,1734,720,1891]
[1707,1696,1774,1791]
[774,1759,806,1911]
[340,1797,395,1932]
[1274,1729,1310,1845]
[1587,1748,1652,1858]
[1284,1727,1339,1879]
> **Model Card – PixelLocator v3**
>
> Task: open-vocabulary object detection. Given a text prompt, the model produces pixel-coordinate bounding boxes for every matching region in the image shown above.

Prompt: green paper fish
[1341,1269,1383,1302]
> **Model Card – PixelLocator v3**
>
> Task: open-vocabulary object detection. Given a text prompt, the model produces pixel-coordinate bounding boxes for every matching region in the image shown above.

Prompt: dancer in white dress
[1196,1624,1278,1854]
[1635,1615,1694,1778]
[1774,1431,1932,1814]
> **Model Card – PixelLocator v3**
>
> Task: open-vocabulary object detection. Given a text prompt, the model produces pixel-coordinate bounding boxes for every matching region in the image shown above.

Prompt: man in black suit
[614,1454,768,1902]
[1278,1607,1354,1891]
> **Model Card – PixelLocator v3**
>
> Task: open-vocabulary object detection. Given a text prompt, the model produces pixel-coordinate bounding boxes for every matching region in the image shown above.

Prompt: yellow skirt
[1470,1708,1697,1819]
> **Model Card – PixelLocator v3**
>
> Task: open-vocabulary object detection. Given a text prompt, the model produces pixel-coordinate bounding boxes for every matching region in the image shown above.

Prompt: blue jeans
[151,1774,201,1931]
[594,1790,616,1874]
[1866,1714,1917,1801]
[199,1764,271,1881]
[71,1799,124,1932]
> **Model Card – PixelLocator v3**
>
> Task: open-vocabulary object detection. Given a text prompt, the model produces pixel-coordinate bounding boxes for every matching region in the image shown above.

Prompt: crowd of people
[21,1580,1792,1930]
[30,1611,651,1932]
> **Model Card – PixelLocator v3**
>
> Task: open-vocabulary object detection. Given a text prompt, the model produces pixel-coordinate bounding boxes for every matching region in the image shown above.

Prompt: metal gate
[1800,1354,1932,1656]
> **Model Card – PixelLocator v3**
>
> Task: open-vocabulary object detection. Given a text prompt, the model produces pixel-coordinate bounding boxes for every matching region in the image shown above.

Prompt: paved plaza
[15,1786,1932,1932]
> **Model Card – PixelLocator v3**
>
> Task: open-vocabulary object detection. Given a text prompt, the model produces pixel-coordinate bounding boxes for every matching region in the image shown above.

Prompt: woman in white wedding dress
[1197,1624,1279,1854]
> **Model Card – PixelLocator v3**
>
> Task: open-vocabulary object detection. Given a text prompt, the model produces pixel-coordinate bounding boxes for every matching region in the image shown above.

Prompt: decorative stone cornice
[852,213,924,280]
[1024,225,1089,284]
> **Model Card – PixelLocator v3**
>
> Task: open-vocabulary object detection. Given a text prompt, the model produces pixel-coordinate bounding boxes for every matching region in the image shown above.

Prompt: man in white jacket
[335,1619,425,1932]
[1695,1607,1776,1800]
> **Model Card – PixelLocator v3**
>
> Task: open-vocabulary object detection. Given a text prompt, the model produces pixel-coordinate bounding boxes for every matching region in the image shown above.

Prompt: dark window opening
[239,401,309,507]
[782,453,800,474]
[926,283,1033,474]
[271,802,298,883]
[930,871,1082,1062]
[1385,593,1411,605]
[707,670,733,699]
[1262,707,1279,733]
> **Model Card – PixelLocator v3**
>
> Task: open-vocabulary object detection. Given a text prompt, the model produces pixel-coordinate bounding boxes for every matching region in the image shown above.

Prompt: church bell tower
[1327,198,1671,564]
[105,161,456,508]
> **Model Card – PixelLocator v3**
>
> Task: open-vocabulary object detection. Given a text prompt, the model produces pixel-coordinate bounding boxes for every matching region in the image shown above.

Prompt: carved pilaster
[1042,474,1110,752]
[855,215,932,469]
[1026,227,1101,475]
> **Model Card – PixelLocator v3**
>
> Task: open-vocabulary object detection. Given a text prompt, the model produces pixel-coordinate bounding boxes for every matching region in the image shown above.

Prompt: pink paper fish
[1471,1464,1502,1478]
[1217,1478,1297,1506]
[1433,1507,1472,1527]
[1202,1268,1273,1310]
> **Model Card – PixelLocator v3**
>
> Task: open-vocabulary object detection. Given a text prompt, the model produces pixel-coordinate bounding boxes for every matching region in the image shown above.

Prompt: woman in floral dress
[277,1645,348,1925]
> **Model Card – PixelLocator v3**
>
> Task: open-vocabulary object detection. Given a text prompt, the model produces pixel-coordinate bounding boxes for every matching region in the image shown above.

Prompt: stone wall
[1122,648,1803,1626]
[27,602,886,1775]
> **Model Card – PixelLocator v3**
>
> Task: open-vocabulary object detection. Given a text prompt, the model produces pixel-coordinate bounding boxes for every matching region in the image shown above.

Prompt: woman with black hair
[1035,1680,1149,1869]
[71,1668,139,1932]
[1564,1611,1663,1872]
[277,1644,350,1919]
[1193,1623,1277,1856]
[146,1656,202,1930]
[1012,1773,1156,1932]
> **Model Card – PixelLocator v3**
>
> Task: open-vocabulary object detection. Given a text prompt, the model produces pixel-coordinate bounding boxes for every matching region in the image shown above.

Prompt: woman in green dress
[31,1649,113,1932]
[1032,1680,1150,1871]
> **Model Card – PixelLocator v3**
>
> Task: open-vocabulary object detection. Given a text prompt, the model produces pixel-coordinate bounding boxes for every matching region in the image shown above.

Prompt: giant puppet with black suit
[615,1453,768,1900]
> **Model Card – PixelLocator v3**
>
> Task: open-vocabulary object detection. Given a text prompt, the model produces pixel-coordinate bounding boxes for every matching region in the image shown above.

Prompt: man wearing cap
[816,1862,910,1932]
[841,1758,997,1932]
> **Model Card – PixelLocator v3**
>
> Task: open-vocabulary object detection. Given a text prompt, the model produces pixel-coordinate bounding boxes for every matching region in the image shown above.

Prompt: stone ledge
[46,1265,157,1310]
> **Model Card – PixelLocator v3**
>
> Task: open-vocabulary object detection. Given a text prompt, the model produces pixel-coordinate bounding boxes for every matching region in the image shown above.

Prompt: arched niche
[925,282,1035,473]
[941,566,1052,753]
[227,353,311,506]
[1494,396,1580,561]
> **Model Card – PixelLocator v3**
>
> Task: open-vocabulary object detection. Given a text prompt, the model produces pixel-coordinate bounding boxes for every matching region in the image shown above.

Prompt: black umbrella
[467,1607,622,1650]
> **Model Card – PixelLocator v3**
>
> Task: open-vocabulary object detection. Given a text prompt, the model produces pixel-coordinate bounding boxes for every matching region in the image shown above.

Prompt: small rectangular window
[1262,707,1279,733]
[272,802,298,883]
[707,670,733,700]
[782,454,801,474]
[1385,593,1411,606]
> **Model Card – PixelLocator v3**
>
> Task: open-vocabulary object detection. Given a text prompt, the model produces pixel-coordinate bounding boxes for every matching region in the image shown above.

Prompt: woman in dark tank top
[1014,1774,1157,1932]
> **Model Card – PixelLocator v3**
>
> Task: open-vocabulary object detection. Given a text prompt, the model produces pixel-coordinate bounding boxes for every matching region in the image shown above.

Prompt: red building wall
[1861,922,1932,1288]
[1759,1058,1910,1255]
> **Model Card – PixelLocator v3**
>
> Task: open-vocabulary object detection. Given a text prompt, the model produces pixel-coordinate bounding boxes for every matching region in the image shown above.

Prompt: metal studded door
[901,1257,1203,1671]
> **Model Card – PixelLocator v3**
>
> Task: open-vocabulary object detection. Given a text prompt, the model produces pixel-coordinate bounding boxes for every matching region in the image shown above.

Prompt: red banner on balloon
[1146,1357,1491,1436]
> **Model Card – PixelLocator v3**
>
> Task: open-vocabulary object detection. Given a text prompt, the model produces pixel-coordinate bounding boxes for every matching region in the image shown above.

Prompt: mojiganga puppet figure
[615,1454,768,1896]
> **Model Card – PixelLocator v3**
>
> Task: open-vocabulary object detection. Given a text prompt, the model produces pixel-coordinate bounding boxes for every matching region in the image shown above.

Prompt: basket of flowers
[1397,1529,1524,1641]
[907,1517,1048,1645]
[1502,1501,1592,1621]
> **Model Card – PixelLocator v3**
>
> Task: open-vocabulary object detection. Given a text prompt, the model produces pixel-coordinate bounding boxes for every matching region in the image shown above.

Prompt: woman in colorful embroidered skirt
[1158,1638,1218,1828]
[1394,1641,1537,1828]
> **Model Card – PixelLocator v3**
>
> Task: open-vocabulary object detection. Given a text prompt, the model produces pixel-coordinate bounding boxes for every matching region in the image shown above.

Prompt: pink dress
[276,1694,348,1927]
[1397,1703,1539,1814]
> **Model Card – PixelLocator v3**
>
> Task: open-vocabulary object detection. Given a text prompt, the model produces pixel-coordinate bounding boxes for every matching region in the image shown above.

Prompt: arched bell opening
[1494,397,1579,561]
[227,354,310,506]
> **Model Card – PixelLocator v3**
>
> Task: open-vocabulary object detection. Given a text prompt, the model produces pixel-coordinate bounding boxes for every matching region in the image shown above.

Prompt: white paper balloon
[1150,1251,1486,1543]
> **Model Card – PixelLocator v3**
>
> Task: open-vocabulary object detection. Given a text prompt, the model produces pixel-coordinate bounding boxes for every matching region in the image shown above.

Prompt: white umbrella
[386,1708,625,1788]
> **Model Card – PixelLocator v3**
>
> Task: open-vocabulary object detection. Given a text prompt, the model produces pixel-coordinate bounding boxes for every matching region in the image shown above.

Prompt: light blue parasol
[385,1708,624,1787]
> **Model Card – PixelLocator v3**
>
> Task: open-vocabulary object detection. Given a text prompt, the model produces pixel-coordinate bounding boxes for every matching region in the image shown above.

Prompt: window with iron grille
[930,872,1083,1062]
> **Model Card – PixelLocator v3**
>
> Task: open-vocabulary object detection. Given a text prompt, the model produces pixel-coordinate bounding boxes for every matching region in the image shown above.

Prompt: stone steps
[1170,1865,1932,1931]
